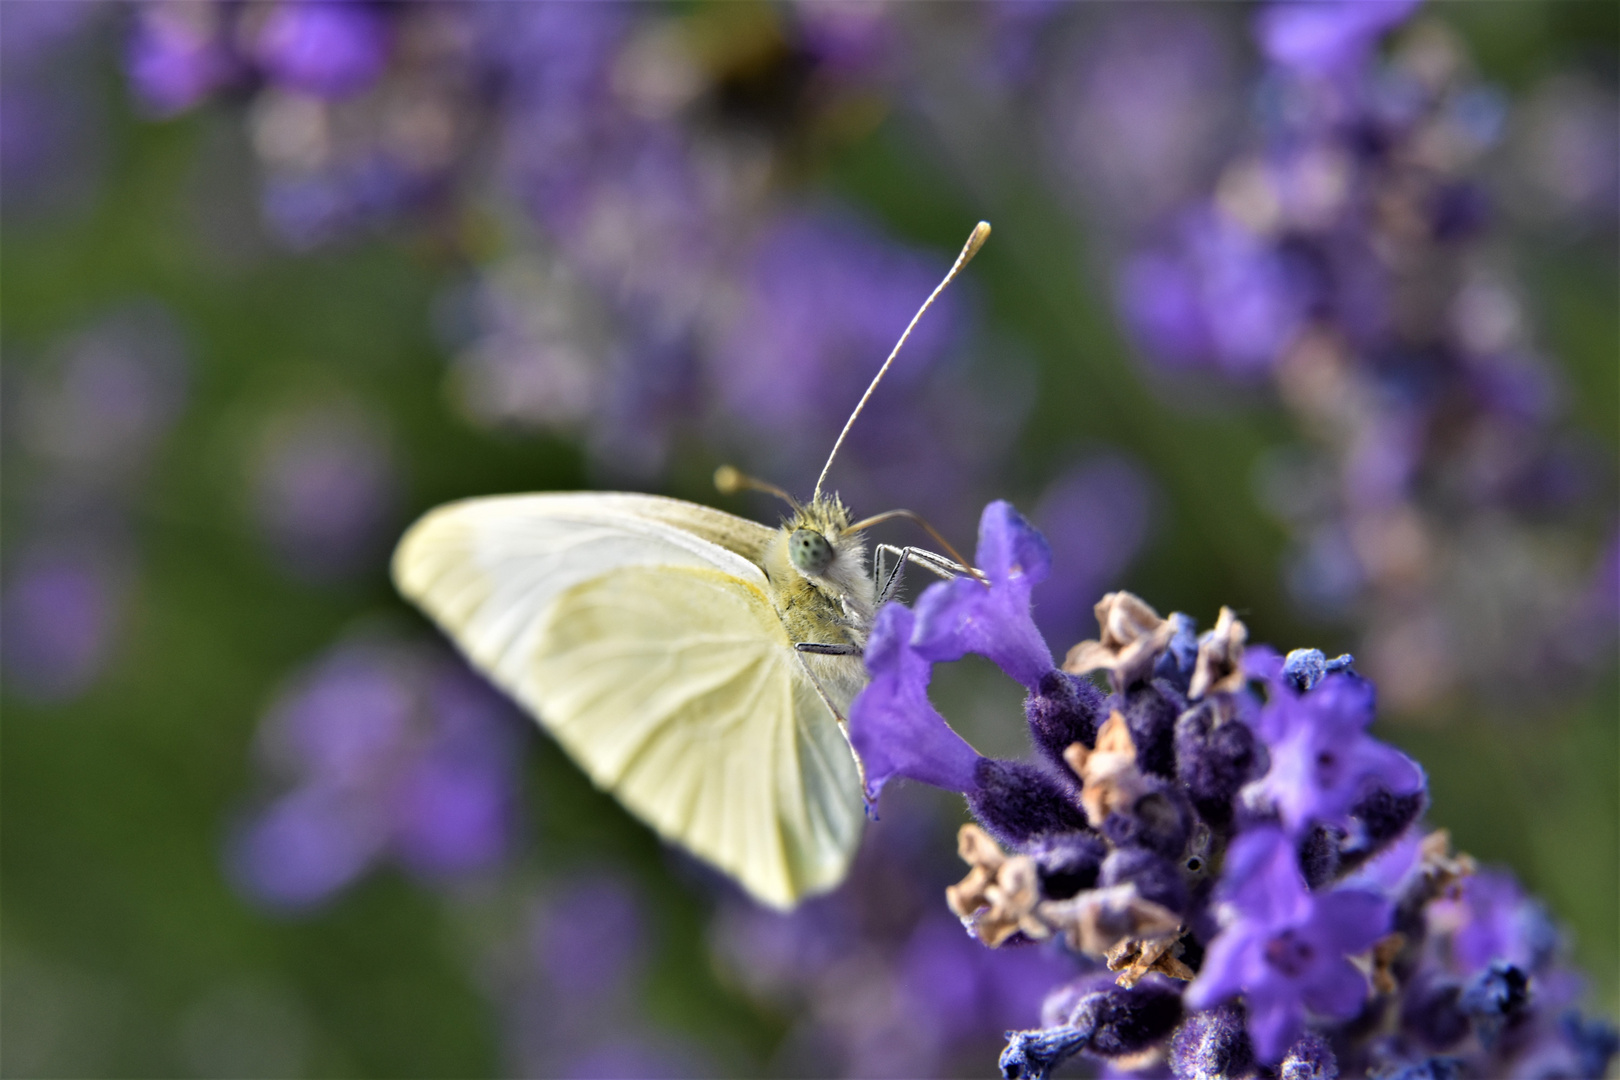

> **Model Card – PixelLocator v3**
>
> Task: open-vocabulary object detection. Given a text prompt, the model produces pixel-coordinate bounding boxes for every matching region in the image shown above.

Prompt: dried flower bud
[1066,711,1146,826]
[1188,606,1248,700]
[1036,883,1182,956]
[1064,591,1178,688]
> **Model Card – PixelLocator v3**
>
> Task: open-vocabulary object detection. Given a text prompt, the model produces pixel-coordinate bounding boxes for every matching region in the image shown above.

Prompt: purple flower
[1187,827,1391,1062]
[531,874,646,1004]
[1248,669,1424,835]
[0,542,127,702]
[912,501,1055,689]
[126,2,238,117]
[251,1,389,99]
[228,642,523,912]
[1031,456,1156,650]
[1256,0,1424,79]
[848,603,985,803]
[248,403,400,581]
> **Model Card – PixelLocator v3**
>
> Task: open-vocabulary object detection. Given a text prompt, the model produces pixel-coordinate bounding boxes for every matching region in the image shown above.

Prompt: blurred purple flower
[531,874,646,1005]
[16,304,190,481]
[228,641,524,912]
[250,1,390,100]
[1187,826,1390,1062]
[126,1,238,116]
[1256,0,1424,79]
[1118,209,1307,377]
[248,403,400,581]
[0,542,127,702]
[1032,456,1156,650]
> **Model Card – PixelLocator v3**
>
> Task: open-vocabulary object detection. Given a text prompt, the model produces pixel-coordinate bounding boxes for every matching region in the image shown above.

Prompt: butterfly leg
[795,642,862,656]
[873,544,965,605]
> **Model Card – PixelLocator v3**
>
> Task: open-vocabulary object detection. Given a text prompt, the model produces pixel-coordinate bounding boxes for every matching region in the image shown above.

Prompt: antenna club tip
[714,464,743,494]
[963,221,992,262]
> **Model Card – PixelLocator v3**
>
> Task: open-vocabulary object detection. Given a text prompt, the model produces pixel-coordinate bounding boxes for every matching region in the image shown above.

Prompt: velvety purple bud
[1281,649,1353,693]
[1279,1031,1338,1080]
[1297,824,1345,890]
[1101,846,1187,915]
[1176,706,1267,829]
[912,501,1055,689]
[1123,682,1182,778]
[1099,780,1193,862]
[1153,613,1200,689]
[1026,832,1107,900]
[1004,982,1183,1078]
[1380,1057,1466,1080]
[1560,1012,1620,1079]
[1000,1025,1088,1080]
[850,603,985,803]
[1169,1005,1256,1080]
[1024,669,1104,772]
[967,759,1090,849]
[1400,977,1470,1050]
[252,1,389,99]
[1337,786,1426,874]
[1459,962,1529,1050]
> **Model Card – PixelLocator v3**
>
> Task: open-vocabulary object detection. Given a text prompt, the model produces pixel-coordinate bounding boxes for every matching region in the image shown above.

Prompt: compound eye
[789,528,835,575]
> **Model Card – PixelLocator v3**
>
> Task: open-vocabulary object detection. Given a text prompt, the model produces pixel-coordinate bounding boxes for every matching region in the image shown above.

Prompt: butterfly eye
[789,529,835,576]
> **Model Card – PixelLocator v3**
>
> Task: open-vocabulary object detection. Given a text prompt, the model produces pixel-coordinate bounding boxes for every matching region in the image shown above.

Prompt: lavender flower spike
[848,602,985,803]
[912,500,1055,689]
[1186,826,1391,1062]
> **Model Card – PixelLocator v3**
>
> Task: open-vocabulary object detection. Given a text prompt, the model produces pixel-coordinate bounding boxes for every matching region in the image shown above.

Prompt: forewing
[392,494,863,908]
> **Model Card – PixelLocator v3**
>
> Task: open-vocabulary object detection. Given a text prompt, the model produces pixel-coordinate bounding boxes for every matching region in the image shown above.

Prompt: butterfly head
[786,497,856,581]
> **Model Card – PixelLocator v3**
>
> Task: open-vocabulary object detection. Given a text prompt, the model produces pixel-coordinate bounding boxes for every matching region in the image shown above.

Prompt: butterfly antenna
[715,464,803,513]
[812,221,991,502]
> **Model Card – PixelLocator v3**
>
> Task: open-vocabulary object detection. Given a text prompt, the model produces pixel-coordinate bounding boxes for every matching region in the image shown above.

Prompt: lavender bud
[1100,845,1186,915]
[1298,824,1345,890]
[1123,681,1182,778]
[1337,786,1427,874]
[1005,982,1184,1077]
[1282,648,1353,693]
[1381,1057,1466,1080]
[1170,1005,1256,1080]
[1153,612,1200,690]
[1099,779,1193,861]
[1279,1031,1338,1080]
[1400,978,1470,1050]
[1026,831,1106,900]
[968,758,1090,849]
[1459,961,1530,1050]
[1024,669,1104,773]
[1175,706,1266,829]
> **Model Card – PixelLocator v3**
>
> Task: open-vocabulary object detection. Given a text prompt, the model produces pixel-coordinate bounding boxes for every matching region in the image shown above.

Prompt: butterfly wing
[392,493,865,908]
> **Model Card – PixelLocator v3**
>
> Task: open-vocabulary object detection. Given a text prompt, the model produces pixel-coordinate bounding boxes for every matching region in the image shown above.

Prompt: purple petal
[1301,957,1371,1019]
[1245,987,1305,1063]
[910,502,1054,688]
[1184,926,1261,1010]
[1218,827,1311,929]
[850,604,984,801]
[1350,739,1424,797]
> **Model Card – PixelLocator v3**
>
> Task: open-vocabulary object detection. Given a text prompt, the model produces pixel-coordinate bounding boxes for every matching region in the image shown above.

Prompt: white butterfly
[393,223,990,908]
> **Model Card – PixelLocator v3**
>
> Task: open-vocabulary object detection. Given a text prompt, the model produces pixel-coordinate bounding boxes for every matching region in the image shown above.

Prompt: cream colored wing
[392,493,864,908]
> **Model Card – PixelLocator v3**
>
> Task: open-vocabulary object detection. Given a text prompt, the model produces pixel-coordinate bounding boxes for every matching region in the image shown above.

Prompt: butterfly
[392,223,990,908]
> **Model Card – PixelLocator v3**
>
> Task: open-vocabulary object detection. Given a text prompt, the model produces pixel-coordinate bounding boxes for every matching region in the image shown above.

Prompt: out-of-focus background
[2,2,1614,1076]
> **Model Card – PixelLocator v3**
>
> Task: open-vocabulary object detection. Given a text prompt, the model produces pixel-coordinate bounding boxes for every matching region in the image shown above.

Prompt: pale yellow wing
[392,493,864,908]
